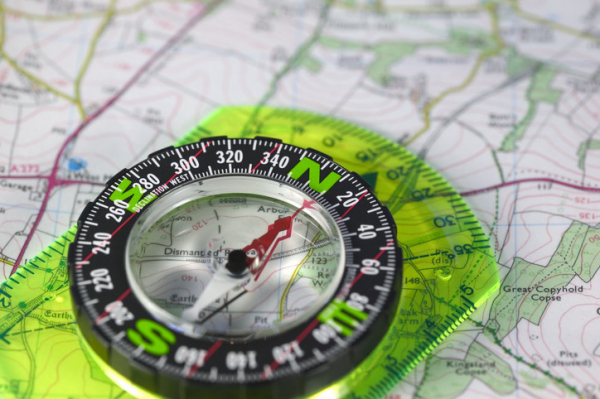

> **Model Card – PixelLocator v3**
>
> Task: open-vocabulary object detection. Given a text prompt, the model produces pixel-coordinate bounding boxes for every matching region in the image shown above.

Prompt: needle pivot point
[226,249,247,275]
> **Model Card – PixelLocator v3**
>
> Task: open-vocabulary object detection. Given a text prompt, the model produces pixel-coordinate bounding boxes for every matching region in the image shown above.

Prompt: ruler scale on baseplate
[0,107,498,399]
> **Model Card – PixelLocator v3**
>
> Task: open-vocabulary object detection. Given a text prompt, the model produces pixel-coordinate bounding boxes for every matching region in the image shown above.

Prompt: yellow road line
[3,0,200,22]
[73,0,117,119]
[404,4,504,145]
[1,258,15,267]
[278,232,322,321]
[0,4,78,107]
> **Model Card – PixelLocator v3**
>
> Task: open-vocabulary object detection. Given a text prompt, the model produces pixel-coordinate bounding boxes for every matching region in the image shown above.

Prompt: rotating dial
[68,137,402,398]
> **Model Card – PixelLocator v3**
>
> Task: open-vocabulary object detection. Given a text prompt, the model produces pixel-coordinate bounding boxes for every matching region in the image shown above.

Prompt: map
[1,0,599,398]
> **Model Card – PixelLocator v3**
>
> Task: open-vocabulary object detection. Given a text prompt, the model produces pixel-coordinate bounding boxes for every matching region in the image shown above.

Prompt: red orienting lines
[337,190,368,221]
[76,142,212,272]
[251,143,281,173]
[94,288,132,324]
[186,340,223,378]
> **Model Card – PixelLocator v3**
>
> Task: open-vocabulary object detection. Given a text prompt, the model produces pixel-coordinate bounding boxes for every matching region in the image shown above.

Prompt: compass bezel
[68,137,402,398]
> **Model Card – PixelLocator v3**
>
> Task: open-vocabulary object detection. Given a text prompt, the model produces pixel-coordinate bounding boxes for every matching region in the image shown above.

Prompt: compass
[68,137,403,398]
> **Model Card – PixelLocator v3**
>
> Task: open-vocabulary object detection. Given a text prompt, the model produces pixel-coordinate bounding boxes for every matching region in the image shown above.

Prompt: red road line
[8,164,599,276]
[9,0,225,276]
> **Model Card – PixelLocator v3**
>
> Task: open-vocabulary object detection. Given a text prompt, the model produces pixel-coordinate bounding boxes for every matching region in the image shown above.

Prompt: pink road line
[459,177,600,197]
[9,0,225,276]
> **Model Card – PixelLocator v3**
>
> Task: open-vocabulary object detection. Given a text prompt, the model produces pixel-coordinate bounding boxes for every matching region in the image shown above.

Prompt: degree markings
[251,143,281,173]
[186,340,223,378]
[94,288,132,325]
[133,345,145,357]
[312,348,325,362]
[112,331,126,342]
[72,138,399,385]
[75,142,214,273]
[337,191,368,221]
[365,304,379,312]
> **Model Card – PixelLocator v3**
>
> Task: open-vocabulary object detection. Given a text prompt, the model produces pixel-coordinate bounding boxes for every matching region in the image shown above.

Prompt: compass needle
[185,211,310,324]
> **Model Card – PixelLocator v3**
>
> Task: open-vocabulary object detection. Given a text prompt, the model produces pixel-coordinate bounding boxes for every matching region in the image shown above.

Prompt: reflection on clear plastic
[126,176,344,340]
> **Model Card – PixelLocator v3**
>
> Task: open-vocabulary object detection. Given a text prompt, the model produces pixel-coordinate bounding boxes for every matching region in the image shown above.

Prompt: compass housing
[68,137,403,398]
